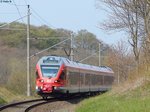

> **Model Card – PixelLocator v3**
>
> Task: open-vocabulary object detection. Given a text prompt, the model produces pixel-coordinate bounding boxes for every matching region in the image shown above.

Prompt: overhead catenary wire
[0,12,26,14]
[6,2,58,35]
[29,32,70,40]
[79,48,106,63]
[31,14,51,27]
[30,38,70,58]
[0,14,30,28]
[2,1,56,29]
[29,32,71,40]
[12,0,25,23]
[0,27,26,30]
[7,2,27,6]
[79,52,98,62]
[29,37,70,40]
[30,7,56,29]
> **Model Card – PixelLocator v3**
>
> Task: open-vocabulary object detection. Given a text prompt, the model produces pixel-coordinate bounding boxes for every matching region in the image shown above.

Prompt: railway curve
[0,98,58,112]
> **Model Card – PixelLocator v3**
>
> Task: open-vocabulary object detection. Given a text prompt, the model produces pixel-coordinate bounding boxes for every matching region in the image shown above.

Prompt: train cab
[35,56,66,96]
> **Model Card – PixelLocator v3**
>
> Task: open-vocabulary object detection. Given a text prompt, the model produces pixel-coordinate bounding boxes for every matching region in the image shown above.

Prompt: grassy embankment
[0,86,37,104]
[76,74,150,112]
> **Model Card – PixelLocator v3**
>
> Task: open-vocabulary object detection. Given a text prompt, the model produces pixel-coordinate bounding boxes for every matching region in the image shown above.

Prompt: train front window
[41,66,59,78]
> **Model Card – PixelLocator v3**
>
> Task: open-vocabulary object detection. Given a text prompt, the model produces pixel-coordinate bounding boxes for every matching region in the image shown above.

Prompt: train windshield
[41,65,59,78]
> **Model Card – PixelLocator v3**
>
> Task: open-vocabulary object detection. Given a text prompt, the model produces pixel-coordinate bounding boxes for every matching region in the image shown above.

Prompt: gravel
[30,98,83,112]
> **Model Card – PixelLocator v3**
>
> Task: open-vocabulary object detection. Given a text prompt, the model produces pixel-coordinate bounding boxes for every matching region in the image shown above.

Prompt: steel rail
[0,98,44,111]
[24,97,59,112]
[0,95,86,112]
[24,96,83,112]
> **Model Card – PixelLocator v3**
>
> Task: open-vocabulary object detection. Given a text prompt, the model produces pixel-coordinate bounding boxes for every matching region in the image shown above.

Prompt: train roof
[37,56,114,74]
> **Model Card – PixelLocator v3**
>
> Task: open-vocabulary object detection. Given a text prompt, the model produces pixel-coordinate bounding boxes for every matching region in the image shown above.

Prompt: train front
[35,56,65,97]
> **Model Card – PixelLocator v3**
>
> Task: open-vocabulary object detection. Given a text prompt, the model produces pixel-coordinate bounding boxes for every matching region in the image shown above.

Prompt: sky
[0,0,126,45]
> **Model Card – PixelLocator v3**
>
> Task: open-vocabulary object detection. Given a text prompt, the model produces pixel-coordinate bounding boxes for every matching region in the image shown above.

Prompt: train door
[84,73,91,92]
[79,72,85,93]
[67,68,80,93]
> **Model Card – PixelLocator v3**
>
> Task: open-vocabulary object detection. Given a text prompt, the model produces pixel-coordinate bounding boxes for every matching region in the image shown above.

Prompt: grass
[76,95,150,112]
[0,86,37,104]
[76,78,150,112]
[0,97,6,104]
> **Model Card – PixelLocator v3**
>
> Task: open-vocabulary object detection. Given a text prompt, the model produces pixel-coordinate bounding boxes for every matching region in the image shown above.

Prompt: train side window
[60,71,65,80]
[36,71,39,79]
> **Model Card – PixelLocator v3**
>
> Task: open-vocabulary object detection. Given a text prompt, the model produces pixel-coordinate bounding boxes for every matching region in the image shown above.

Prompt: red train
[35,56,114,98]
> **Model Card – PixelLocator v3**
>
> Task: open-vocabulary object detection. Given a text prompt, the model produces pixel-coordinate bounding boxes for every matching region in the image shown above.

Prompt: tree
[108,40,134,83]
[137,0,150,66]
[75,30,99,50]
[74,30,99,62]
[99,0,145,67]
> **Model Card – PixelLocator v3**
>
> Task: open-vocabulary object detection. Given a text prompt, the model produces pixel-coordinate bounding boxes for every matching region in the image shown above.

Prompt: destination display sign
[43,57,59,64]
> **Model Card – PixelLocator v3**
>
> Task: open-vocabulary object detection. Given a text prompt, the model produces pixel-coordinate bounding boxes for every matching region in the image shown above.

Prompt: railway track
[0,97,59,112]
[24,98,59,112]
[0,95,87,112]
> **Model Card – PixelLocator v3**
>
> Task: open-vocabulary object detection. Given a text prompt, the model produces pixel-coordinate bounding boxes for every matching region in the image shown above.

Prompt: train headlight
[54,80,58,83]
[36,86,38,90]
[40,79,44,83]
[54,86,57,89]
[54,80,60,83]
[43,87,46,90]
